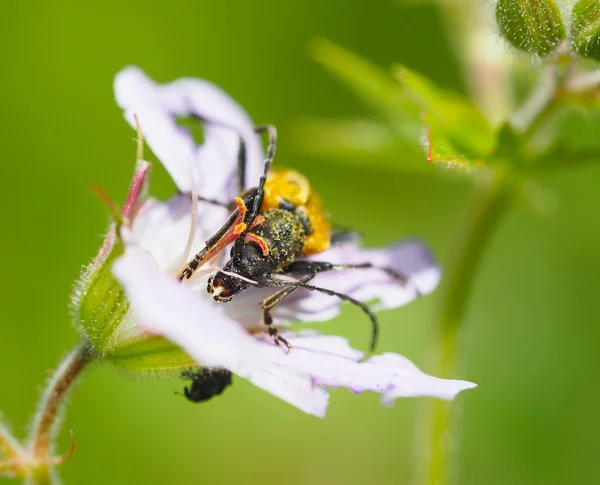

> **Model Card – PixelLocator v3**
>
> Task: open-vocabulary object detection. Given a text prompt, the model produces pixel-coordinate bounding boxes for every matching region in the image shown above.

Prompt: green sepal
[107,335,196,376]
[571,0,600,61]
[72,233,198,375]
[496,0,566,57]
[71,229,130,356]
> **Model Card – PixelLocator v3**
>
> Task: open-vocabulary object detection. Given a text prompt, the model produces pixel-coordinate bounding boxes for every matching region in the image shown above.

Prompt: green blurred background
[1,1,599,484]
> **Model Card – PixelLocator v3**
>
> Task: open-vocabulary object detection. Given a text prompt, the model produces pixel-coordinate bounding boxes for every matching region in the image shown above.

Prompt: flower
[108,66,476,417]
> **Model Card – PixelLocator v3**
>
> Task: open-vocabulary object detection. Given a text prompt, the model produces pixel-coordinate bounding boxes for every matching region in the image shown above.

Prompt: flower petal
[112,236,329,417]
[114,68,196,192]
[268,334,476,402]
[114,66,263,199]
[131,195,229,273]
[222,239,440,327]
[305,240,440,309]
[113,232,473,417]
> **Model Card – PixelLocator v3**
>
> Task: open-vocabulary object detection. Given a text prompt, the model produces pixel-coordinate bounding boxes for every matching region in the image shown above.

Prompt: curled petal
[114,66,263,199]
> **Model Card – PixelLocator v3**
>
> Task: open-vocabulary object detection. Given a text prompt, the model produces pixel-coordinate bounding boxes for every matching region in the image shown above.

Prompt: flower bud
[496,0,566,57]
[571,0,600,61]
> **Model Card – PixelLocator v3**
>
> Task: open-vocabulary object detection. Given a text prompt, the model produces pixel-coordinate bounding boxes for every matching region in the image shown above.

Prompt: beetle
[180,368,233,403]
[177,124,418,351]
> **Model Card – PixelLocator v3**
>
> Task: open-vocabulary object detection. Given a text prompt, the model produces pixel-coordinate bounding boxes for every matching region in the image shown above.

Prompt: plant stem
[27,340,93,483]
[414,167,510,485]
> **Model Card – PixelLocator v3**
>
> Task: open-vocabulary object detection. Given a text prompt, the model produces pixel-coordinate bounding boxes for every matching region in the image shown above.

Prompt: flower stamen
[169,136,200,277]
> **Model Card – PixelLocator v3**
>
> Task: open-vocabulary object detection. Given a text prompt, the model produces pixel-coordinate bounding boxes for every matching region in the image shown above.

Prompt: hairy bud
[496,0,566,57]
[571,0,600,61]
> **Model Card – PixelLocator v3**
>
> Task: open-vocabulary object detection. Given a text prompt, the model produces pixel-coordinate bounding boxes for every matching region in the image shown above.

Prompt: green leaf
[309,38,421,144]
[392,65,494,156]
[107,335,196,375]
[571,0,600,61]
[496,0,566,57]
[309,39,495,173]
[71,231,130,356]
[421,115,476,173]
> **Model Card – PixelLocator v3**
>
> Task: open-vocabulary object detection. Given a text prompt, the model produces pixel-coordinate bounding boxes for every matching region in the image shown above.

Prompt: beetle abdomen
[231,209,306,278]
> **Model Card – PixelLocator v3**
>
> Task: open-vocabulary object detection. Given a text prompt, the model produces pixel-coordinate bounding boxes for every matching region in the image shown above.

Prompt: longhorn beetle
[177,124,419,352]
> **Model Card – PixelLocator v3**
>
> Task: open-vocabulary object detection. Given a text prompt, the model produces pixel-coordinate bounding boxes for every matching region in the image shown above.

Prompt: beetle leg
[286,261,422,297]
[256,273,317,351]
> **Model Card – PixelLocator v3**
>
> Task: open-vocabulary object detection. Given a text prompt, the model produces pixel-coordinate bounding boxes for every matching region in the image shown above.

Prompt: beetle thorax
[207,209,306,302]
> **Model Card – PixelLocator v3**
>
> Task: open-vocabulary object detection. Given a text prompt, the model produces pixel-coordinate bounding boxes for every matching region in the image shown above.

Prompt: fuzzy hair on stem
[26,341,94,484]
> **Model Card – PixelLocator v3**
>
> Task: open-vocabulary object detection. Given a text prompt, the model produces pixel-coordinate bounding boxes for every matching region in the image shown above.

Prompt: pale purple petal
[112,239,329,417]
[223,240,440,327]
[268,340,476,403]
[304,240,440,309]
[161,77,264,198]
[114,68,196,192]
[367,354,477,404]
[131,195,229,273]
[112,232,473,417]
[285,332,364,361]
[114,66,263,199]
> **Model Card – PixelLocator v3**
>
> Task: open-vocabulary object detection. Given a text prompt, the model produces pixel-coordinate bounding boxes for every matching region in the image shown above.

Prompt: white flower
[111,66,476,417]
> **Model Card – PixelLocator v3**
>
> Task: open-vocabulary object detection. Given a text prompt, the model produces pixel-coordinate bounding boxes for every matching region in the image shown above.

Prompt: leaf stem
[414,167,510,485]
[27,340,93,483]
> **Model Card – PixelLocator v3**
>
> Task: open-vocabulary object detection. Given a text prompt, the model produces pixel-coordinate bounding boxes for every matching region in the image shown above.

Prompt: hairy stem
[27,341,93,483]
[414,168,510,485]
